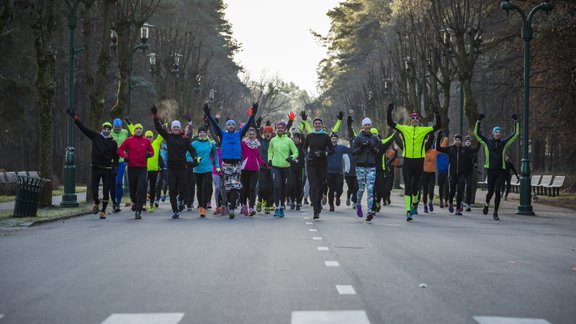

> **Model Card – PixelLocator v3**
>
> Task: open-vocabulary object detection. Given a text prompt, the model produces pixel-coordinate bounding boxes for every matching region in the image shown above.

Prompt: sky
[224,0,341,96]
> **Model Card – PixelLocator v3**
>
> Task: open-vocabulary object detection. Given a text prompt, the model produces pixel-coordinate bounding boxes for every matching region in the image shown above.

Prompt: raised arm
[386,102,398,130]
[240,103,257,138]
[346,116,356,141]
[381,131,396,151]
[203,103,223,139]
[331,111,344,134]
[125,117,135,135]
[66,109,97,140]
[503,115,520,145]
[152,105,170,139]
[473,114,488,145]
[300,110,312,133]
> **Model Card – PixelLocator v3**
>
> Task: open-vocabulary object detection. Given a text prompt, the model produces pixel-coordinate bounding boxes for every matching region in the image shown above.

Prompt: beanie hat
[330,133,338,139]
[370,127,378,135]
[134,123,143,130]
[362,117,372,126]
[144,130,154,137]
[313,117,323,124]
[276,121,287,128]
[226,120,236,128]
[492,126,502,134]
[171,120,182,129]
[263,126,274,134]
[409,112,420,118]
[454,134,462,140]
[102,122,112,129]
[197,126,207,134]
[464,135,472,141]
[113,118,122,127]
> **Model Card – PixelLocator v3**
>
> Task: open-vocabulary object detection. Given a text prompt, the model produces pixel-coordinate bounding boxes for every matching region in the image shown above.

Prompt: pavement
[0,192,88,211]
[0,190,575,324]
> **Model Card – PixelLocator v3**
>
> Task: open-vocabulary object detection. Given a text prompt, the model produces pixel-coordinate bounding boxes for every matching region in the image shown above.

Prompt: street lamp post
[501,0,553,216]
[61,0,82,207]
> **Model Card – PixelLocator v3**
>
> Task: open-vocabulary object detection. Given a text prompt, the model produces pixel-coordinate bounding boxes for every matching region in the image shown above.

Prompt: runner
[462,135,481,211]
[116,123,154,219]
[240,127,267,216]
[287,131,305,211]
[344,115,359,208]
[66,110,118,219]
[257,125,274,214]
[155,141,168,206]
[152,105,199,219]
[144,130,163,212]
[192,126,219,217]
[387,102,441,221]
[421,132,447,213]
[326,134,349,212]
[501,154,519,201]
[474,113,520,220]
[204,102,257,219]
[437,144,449,208]
[110,118,130,212]
[268,120,299,217]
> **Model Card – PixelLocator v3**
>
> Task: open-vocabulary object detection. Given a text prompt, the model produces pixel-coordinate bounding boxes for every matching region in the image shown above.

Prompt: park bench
[478,176,488,191]
[535,175,553,196]
[0,171,40,195]
[541,175,566,197]
[510,176,520,193]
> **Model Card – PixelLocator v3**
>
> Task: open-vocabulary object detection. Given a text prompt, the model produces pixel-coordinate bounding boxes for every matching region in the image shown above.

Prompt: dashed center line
[336,285,356,295]
[306,222,313,225]
[291,310,371,324]
[473,317,551,324]
[317,246,329,251]
[101,313,185,324]
[325,261,340,267]
[312,237,323,240]
[309,229,318,232]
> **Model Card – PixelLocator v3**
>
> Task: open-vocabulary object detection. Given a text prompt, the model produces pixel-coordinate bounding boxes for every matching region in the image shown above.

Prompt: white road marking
[291,310,370,324]
[101,313,185,324]
[473,317,551,324]
[317,246,329,251]
[303,217,310,220]
[309,229,318,232]
[336,285,356,295]
[0,314,4,320]
[325,261,340,267]
[313,237,323,240]
[306,222,313,225]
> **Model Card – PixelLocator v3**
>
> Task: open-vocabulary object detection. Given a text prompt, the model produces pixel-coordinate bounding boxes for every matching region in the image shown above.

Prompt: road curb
[26,211,92,227]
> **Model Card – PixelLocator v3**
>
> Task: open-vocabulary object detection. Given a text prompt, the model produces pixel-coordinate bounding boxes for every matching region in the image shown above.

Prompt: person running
[501,154,519,201]
[117,123,154,219]
[240,127,267,216]
[268,121,299,218]
[66,109,118,219]
[143,130,163,212]
[382,143,399,206]
[152,105,199,219]
[304,117,334,220]
[344,115,359,208]
[462,135,481,211]
[326,134,348,211]
[436,144,450,208]
[474,113,520,220]
[155,141,168,206]
[287,131,305,210]
[204,102,257,219]
[192,126,219,217]
[110,118,130,212]
[387,102,441,221]
[183,118,197,212]
[257,125,275,214]
[421,132,448,213]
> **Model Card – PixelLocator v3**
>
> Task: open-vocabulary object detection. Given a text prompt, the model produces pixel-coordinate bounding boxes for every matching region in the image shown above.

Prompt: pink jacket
[241,140,267,171]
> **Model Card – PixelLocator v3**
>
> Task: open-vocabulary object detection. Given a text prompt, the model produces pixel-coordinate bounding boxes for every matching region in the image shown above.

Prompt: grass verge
[0,186,87,203]
[0,203,92,227]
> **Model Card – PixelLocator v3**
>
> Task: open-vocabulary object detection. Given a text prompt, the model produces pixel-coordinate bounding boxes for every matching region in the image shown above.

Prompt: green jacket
[111,128,129,163]
[147,134,164,171]
[301,118,342,134]
[268,134,298,168]
[394,125,436,159]
[474,120,520,170]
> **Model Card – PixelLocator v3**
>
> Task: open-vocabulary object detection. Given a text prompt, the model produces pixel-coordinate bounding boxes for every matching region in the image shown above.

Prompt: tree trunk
[110,21,133,118]
[462,77,478,135]
[32,0,56,208]
[81,0,95,203]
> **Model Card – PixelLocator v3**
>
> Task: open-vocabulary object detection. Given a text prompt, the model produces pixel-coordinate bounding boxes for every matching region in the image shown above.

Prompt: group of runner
[66,100,519,222]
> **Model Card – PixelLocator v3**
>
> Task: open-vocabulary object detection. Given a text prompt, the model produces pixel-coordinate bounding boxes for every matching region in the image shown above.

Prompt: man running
[110,118,130,212]
[501,154,519,201]
[474,113,519,220]
[268,121,299,218]
[387,102,441,221]
[326,134,349,211]
[257,125,275,214]
[66,109,118,219]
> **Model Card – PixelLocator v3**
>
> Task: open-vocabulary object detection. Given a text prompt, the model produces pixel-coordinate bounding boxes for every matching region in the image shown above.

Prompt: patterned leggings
[356,166,376,211]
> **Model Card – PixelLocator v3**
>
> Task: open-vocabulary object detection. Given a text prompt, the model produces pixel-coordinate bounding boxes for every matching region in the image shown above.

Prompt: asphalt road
[0,192,575,324]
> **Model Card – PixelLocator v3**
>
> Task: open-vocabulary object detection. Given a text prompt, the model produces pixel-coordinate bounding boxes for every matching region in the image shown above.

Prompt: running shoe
[406,211,413,222]
[483,204,489,215]
[172,212,179,219]
[296,204,301,211]
[412,204,419,215]
[92,204,99,215]
[178,199,185,212]
[329,205,335,212]
[199,207,206,218]
[279,208,285,218]
[240,205,248,216]
[304,198,309,205]
[113,204,121,213]
[274,208,281,218]
[466,206,472,212]
[455,208,462,216]
[228,210,235,219]
[336,197,341,206]
[149,204,155,213]
[321,195,327,206]
[313,214,320,220]
[154,201,159,208]
[99,211,106,219]
[161,195,166,202]
[423,205,429,213]
[249,208,256,216]
[206,202,212,209]
[375,202,381,212]
[493,212,499,221]
[135,211,142,220]
[428,202,434,212]
[366,212,374,222]
[356,204,363,218]
[439,201,444,208]
[346,198,351,206]
[290,202,295,210]
[256,200,262,212]
[448,203,454,213]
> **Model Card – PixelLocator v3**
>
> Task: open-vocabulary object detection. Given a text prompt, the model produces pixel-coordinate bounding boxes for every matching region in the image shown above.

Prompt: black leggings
[327,173,344,206]
[373,170,385,204]
[501,173,513,198]
[258,168,273,207]
[449,173,466,208]
[147,171,158,205]
[402,158,424,198]
[421,171,435,204]
[464,172,473,205]
[92,167,111,212]
[345,175,358,204]
[437,172,449,202]
[168,168,187,212]
[185,165,196,207]
[195,172,213,208]
[308,164,327,214]
[288,167,304,204]
[486,169,507,213]
[272,167,290,207]
[156,169,168,199]
[241,170,259,208]
[128,167,147,212]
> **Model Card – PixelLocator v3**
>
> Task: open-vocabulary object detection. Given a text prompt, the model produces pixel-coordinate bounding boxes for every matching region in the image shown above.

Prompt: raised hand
[337,111,344,120]
[477,113,485,121]
[300,110,308,121]
[252,102,259,115]
[347,115,353,127]
[183,112,192,122]
[288,112,296,121]
[151,105,158,116]
[256,116,263,128]
[124,117,132,125]
[511,114,519,121]
[387,101,395,111]
[65,109,79,121]
[202,102,211,114]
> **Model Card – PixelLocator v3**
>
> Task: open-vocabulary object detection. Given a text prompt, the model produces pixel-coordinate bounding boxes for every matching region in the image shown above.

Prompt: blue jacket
[191,139,219,174]
[436,152,449,174]
[206,112,254,161]
[327,144,349,174]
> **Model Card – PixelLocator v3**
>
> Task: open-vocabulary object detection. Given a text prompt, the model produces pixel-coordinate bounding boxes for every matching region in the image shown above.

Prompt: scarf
[244,138,260,149]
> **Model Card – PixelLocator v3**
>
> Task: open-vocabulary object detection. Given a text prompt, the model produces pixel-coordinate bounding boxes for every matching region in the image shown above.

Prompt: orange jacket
[423,137,448,173]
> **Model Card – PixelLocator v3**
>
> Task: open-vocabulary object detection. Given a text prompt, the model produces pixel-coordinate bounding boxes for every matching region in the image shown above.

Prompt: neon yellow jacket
[268,134,298,168]
[301,118,342,134]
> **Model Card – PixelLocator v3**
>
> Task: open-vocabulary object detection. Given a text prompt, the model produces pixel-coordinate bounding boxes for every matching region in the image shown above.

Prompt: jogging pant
[185,164,196,208]
[345,175,358,204]
[113,162,127,205]
[437,172,449,203]
[501,172,513,198]
[307,164,327,215]
[258,168,274,208]
[146,171,158,206]
[156,169,168,200]
[356,166,376,211]
[168,168,187,213]
[448,173,466,209]
[327,173,344,206]
[194,172,213,209]
[128,167,147,212]
[213,173,223,207]
[288,167,303,205]
[241,170,259,208]
[373,170,385,206]
[486,169,507,213]
[402,158,424,211]
[421,171,435,204]
[383,172,394,203]
[92,167,111,212]
[272,167,290,207]
[464,172,473,206]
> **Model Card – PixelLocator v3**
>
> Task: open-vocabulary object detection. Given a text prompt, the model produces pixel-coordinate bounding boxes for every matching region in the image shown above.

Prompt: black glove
[432,105,440,115]
[444,128,450,138]
[337,111,344,120]
[123,157,130,164]
[65,109,79,121]
[151,105,158,116]
[252,102,258,115]
[511,114,519,121]
[361,140,369,147]
[256,116,263,128]
[300,110,308,121]
[202,102,211,114]
[477,113,485,121]
[124,117,132,125]
[387,101,395,112]
[347,115,353,127]
[286,156,293,164]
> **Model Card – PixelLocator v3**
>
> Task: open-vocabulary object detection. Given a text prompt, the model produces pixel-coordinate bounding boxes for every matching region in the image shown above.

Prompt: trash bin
[13,175,50,217]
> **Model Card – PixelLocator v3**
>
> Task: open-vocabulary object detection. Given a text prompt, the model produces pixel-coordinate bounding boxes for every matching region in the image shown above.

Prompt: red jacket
[117,135,154,168]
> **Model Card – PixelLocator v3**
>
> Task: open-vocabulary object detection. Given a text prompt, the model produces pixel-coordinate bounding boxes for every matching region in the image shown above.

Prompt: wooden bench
[478,176,488,191]
[541,175,566,197]
[510,176,521,193]
[536,175,554,195]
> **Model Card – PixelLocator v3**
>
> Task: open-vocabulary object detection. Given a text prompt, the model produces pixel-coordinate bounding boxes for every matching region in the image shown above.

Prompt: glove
[347,115,353,127]
[124,117,132,125]
[256,116,263,128]
[124,157,130,164]
[288,112,296,121]
[247,107,253,116]
[252,102,259,115]
[286,156,293,164]
[65,109,79,121]
[265,120,271,126]
[196,157,203,163]
[387,101,395,112]
[183,113,192,122]
[477,113,485,121]
[151,105,158,116]
[300,110,308,121]
[444,128,450,137]
[146,151,152,158]
[361,140,369,147]
[268,160,272,167]
[337,111,344,120]
[432,105,440,115]
[511,114,519,121]
[202,103,211,114]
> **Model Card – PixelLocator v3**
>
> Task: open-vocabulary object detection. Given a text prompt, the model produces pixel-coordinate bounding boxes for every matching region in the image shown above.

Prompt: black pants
[185,165,196,208]
[464,172,473,205]
[383,172,394,203]
[402,158,424,199]
[308,164,327,215]
[437,172,449,202]
[92,167,111,212]
[194,172,213,208]
[288,166,303,205]
[373,170,385,205]
[156,169,168,200]
[448,173,466,208]
[327,173,344,206]
[109,168,117,205]
[241,170,259,208]
[128,167,147,212]
[258,168,274,207]
[421,171,435,204]
[486,169,507,213]
[501,172,513,198]
[168,168,187,212]
[147,171,158,205]
[345,175,358,204]
[272,167,290,207]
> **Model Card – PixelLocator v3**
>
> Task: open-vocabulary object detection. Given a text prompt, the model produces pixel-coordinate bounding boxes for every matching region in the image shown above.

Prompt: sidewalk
[0,192,87,211]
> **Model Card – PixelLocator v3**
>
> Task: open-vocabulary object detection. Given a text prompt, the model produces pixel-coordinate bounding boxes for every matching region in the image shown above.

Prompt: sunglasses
[410,116,420,120]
